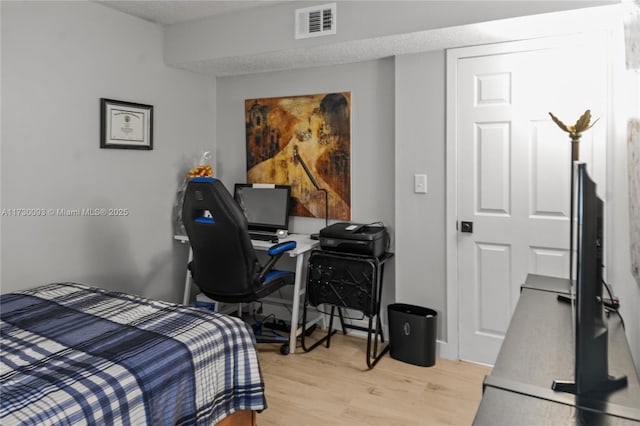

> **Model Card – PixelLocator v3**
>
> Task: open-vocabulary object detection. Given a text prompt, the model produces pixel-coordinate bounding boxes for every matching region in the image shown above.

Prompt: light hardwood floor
[256,333,491,426]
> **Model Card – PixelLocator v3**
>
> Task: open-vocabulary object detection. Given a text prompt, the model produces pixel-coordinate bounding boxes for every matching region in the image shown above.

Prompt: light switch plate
[414,174,427,194]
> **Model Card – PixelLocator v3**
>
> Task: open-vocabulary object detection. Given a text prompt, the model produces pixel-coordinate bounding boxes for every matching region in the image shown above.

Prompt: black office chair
[182,177,296,354]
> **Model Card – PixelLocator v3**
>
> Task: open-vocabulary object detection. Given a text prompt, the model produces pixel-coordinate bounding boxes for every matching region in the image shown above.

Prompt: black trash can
[388,303,437,367]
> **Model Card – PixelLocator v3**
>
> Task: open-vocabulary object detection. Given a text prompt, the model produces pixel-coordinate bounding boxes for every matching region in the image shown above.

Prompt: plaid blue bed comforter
[0,283,266,425]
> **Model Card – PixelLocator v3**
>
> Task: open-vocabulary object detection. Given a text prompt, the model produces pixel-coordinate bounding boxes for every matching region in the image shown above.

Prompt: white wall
[216,59,395,233]
[395,51,447,338]
[610,29,640,370]
[215,58,396,324]
[0,1,215,302]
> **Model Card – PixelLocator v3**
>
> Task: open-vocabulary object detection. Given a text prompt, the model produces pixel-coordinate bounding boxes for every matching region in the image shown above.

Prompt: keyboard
[249,232,278,242]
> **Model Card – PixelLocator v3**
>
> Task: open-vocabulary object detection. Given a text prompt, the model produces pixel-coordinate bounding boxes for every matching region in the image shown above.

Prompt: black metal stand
[301,250,393,369]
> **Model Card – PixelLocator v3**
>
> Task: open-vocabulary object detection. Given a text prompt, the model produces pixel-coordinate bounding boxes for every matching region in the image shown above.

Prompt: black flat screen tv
[552,162,627,395]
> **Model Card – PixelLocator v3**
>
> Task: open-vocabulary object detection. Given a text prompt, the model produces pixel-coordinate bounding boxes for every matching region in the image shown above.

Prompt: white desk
[174,233,320,354]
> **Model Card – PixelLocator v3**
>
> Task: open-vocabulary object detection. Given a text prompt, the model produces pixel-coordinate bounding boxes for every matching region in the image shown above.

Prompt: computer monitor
[233,183,291,235]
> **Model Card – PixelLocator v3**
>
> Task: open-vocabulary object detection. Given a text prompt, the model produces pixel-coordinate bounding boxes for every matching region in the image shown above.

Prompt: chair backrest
[182,177,260,300]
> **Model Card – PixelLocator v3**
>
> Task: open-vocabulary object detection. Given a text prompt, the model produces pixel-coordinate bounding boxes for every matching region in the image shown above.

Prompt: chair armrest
[267,241,297,256]
[258,241,298,283]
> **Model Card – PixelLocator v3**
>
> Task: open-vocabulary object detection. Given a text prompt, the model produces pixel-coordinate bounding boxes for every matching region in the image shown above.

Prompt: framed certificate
[100,98,153,150]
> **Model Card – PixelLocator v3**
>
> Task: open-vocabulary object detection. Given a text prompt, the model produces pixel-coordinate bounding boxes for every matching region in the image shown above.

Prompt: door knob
[460,221,473,233]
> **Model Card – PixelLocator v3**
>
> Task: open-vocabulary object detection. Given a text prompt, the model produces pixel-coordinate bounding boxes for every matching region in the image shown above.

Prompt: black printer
[319,222,389,257]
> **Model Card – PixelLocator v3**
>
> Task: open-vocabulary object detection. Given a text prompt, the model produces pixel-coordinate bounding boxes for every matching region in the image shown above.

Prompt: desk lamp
[293,145,329,239]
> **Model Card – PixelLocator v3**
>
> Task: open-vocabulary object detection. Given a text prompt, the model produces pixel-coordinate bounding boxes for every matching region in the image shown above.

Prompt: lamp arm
[293,145,329,228]
[319,188,329,229]
[293,147,321,190]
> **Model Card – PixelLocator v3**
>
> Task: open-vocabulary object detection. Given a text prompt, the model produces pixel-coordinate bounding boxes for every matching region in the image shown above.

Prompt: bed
[0,282,266,425]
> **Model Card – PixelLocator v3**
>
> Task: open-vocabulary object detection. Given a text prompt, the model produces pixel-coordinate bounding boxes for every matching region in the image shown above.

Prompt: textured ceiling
[171,5,623,76]
[94,1,622,76]
[96,0,285,25]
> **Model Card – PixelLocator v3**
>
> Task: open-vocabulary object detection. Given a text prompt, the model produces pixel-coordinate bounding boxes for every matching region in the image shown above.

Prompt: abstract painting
[245,92,351,220]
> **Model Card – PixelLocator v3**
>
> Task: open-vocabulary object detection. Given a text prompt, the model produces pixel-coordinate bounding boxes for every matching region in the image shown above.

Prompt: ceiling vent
[295,3,336,39]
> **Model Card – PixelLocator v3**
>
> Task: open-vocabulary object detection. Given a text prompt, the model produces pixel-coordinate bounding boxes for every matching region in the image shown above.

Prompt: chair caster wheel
[280,344,290,355]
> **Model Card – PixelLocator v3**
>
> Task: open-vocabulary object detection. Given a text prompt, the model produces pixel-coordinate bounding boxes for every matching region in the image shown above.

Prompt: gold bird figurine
[549,109,599,161]
[549,109,599,142]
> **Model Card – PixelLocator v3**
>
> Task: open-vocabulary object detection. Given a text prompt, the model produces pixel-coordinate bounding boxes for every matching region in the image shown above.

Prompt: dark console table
[474,274,640,425]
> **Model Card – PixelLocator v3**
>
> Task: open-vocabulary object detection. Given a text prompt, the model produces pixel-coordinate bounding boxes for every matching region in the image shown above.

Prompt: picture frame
[244,92,352,220]
[100,98,153,150]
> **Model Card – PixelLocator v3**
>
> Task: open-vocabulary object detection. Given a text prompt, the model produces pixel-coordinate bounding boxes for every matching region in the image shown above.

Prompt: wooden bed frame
[217,410,256,426]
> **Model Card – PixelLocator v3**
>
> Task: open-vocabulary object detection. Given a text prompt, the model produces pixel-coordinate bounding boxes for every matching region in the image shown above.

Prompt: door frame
[444,32,615,362]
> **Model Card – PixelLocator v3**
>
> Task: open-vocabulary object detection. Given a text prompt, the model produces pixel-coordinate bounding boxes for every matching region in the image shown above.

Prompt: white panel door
[456,37,608,365]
